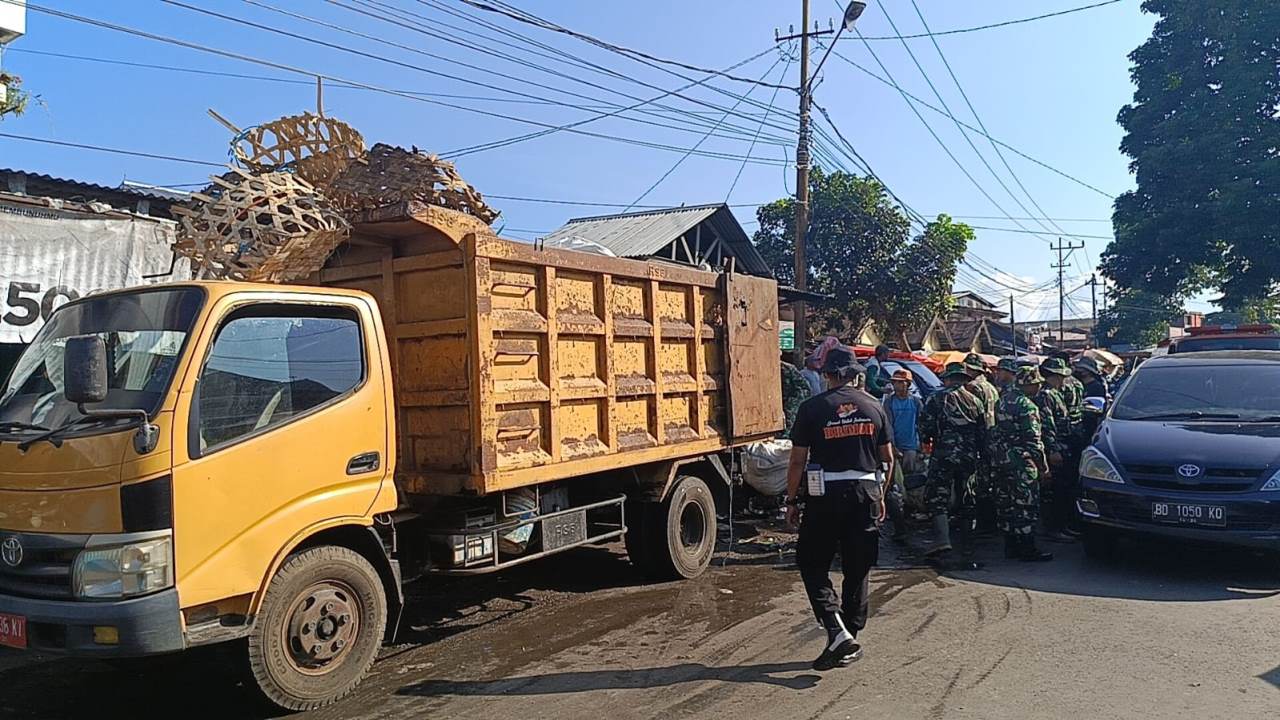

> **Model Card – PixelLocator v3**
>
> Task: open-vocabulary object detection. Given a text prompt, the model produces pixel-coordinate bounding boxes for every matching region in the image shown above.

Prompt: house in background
[899,290,1039,355]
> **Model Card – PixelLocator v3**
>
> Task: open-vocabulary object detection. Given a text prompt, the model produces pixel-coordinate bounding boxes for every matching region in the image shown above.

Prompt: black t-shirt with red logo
[790,384,891,472]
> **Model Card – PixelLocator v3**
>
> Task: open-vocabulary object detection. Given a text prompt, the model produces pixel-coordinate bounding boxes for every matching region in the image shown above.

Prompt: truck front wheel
[248,545,387,711]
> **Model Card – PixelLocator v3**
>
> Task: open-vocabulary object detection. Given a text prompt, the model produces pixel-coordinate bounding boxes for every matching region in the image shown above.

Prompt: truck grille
[1124,465,1260,493]
[0,533,85,600]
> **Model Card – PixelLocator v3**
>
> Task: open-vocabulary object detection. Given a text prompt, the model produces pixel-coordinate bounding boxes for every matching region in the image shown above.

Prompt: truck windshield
[0,288,204,430]
[1111,362,1280,422]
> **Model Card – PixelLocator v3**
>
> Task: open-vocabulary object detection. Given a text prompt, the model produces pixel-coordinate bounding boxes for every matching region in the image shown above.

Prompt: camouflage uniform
[1061,374,1085,443]
[922,368,986,519]
[1032,385,1071,460]
[780,361,812,435]
[1040,358,1079,532]
[993,368,1047,536]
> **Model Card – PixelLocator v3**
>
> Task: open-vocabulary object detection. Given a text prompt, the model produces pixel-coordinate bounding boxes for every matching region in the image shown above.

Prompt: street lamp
[791,0,868,363]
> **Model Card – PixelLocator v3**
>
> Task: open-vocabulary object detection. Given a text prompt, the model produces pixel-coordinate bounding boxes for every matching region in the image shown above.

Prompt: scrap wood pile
[172,110,499,282]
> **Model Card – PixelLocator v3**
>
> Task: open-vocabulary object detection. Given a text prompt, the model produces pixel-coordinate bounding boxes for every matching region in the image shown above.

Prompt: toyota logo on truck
[0,537,22,568]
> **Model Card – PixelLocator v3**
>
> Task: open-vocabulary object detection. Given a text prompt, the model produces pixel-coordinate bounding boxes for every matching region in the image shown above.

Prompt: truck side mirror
[64,335,109,405]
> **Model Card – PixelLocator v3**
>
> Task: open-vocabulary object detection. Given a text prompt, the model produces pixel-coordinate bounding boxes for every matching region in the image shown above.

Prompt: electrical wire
[0,132,224,167]
[12,1,788,166]
[873,3,1054,245]
[966,226,1112,240]
[624,55,782,210]
[908,0,1078,247]
[456,0,792,91]
[853,0,1124,41]
[727,56,793,203]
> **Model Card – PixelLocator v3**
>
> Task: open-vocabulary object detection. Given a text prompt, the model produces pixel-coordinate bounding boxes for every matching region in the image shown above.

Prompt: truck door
[724,273,783,438]
[170,294,390,610]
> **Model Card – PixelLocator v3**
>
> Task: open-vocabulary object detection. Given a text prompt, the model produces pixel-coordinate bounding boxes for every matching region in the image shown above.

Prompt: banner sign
[0,201,189,344]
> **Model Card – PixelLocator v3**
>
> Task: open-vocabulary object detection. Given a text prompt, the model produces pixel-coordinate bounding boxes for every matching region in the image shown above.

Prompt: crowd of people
[777,340,1111,669]
[781,341,1113,566]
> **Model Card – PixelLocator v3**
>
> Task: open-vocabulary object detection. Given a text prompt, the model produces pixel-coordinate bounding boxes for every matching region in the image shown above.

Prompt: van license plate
[1151,502,1226,528]
[0,612,27,649]
[544,510,587,551]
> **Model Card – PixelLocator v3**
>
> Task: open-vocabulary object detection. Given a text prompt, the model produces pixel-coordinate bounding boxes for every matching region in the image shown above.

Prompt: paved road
[2,524,1278,719]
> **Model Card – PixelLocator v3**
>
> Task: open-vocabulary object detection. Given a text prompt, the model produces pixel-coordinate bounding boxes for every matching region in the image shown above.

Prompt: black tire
[247,546,387,712]
[642,475,718,580]
[1081,525,1119,562]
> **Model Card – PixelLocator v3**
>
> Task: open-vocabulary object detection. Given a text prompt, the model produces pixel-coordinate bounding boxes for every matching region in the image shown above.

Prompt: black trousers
[796,481,881,635]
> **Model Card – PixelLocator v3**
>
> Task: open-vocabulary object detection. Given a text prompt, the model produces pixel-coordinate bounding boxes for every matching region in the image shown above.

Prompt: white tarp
[0,200,189,344]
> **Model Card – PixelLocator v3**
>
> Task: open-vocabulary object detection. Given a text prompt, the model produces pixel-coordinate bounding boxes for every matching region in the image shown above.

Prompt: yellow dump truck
[0,202,782,709]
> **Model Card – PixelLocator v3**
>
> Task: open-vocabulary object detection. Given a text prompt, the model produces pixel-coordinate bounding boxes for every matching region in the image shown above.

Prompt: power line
[828,48,1114,199]
[727,56,793,202]
[14,1,788,166]
[932,214,1111,223]
[853,0,1124,41]
[0,132,223,167]
[968,225,1111,240]
[909,0,1080,249]
[456,0,792,91]
[873,2,1054,245]
[625,55,782,210]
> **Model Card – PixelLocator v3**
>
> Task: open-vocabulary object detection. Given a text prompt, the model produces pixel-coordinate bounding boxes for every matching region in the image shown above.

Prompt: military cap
[1040,357,1072,376]
[941,362,972,379]
[1016,366,1045,385]
[963,353,986,372]
[820,345,866,377]
[1073,356,1103,377]
[996,358,1019,373]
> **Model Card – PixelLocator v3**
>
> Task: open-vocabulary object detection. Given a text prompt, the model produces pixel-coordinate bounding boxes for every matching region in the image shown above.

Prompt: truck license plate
[1151,502,1226,528]
[0,612,27,649]
[544,510,587,551]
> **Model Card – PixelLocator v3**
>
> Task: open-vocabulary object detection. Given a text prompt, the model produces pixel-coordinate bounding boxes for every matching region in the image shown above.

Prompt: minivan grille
[1123,465,1262,493]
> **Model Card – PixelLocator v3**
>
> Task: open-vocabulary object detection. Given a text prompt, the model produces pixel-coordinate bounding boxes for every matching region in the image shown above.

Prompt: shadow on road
[932,532,1280,603]
[395,660,820,697]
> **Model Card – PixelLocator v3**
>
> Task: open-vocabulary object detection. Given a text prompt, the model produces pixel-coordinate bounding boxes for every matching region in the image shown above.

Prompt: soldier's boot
[1003,533,1019,559]
[886,491,909,543]
[925,514,953,556]
[1015,534,1054,562]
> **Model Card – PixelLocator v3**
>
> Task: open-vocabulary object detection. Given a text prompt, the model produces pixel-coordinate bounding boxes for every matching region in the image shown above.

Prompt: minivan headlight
[73,536,174,599]
[1080,446,1124,484]
[1261,469,1280,492]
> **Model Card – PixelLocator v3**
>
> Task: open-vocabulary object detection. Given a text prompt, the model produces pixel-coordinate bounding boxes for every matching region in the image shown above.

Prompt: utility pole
[775,1,864,362]
[1090,273,1098,348]
[1009,294,1017,357]
[1050,238,1085,349]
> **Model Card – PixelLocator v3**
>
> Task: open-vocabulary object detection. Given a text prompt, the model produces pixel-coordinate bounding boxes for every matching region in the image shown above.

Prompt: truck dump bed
[312,202,782,496]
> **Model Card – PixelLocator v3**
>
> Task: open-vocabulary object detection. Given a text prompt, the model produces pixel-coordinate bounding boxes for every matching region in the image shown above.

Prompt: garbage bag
[742,439,792,496]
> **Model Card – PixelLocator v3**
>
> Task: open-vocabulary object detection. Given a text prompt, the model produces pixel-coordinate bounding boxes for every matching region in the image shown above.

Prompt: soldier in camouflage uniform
[992,367,1053,562]
[963,353,1000,536]
[920,363,986,557]
[993,358,1019,391]
[781,361,813,436]
[1040,358,1078,539]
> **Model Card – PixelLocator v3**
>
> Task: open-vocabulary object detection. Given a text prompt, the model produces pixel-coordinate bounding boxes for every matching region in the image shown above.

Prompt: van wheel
[632,476,717,580]
[1081,526,1119,562]
[248,546,387,712]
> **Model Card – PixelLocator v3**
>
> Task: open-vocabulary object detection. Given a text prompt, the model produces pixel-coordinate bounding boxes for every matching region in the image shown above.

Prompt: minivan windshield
[0,288,204,432]
[1110,362,1280,422]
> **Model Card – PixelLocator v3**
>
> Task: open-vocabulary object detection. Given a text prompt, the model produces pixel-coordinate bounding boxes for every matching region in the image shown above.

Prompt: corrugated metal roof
[0,168,187,205]
[542,203,772,277]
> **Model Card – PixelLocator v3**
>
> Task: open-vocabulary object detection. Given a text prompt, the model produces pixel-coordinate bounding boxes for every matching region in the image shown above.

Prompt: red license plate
[0,612,27,649]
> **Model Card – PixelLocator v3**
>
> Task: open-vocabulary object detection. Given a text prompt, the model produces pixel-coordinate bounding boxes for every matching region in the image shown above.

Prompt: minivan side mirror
[64,335,109,405]
[1083,396,1107,414]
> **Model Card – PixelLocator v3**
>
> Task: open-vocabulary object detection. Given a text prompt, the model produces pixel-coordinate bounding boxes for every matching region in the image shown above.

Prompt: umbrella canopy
[930,350,998,369]
[1084,348,1124,376]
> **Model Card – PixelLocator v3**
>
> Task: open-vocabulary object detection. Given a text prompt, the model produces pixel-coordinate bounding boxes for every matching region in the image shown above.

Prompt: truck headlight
[1261,469,1280,492]
[1080,446,1124,484]
[73,536,174,599]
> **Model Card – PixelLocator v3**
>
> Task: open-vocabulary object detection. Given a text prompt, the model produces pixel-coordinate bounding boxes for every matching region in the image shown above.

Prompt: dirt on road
[2,521,1278,719]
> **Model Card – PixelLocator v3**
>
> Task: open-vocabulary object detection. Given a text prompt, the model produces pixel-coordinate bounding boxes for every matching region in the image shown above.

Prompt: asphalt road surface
[3,522,1278,719]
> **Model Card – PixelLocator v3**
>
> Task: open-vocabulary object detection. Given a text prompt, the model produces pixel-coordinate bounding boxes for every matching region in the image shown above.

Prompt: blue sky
[0,0,1181,321]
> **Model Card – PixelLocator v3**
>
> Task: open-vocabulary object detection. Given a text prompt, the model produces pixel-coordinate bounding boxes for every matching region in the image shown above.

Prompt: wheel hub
[284,582,361,674]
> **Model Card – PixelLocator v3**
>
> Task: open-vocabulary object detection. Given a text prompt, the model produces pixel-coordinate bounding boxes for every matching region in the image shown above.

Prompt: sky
[0,0,1188,322]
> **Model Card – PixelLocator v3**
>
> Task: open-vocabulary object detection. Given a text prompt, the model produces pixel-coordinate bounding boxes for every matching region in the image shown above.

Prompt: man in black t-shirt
[784,346,894,671]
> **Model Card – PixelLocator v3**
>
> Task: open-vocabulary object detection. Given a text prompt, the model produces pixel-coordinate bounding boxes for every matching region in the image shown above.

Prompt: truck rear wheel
[627,475,717,580]
[248,545,387,712]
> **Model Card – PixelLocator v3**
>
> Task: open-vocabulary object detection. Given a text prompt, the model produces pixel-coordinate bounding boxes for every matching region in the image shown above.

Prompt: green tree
[1097,288,1183,347]
[0,73,32,120]
[1102,0,1280,327]
[752,168,970,344]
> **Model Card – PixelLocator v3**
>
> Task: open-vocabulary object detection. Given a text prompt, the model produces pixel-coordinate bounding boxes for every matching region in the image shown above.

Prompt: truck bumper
[0,589,185,657]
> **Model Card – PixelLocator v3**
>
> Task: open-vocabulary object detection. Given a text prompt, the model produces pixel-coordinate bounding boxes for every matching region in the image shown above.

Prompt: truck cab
[0,282,399,706]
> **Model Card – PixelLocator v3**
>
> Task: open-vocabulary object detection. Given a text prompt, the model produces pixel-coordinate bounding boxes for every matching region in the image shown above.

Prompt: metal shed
[540,203,773,278]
